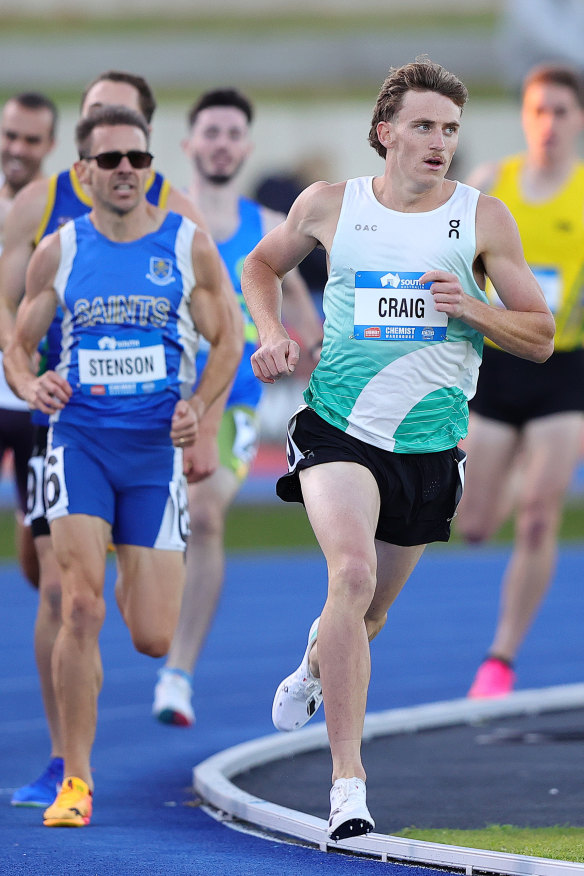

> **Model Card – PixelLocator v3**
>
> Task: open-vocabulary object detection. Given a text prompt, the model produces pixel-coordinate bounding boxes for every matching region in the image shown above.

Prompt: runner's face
[184,106,252,185]
[522,82,584,164]
[0,100,55,192]
[82,124,150,216]
[378,89,460,188]
[81,81,143,119]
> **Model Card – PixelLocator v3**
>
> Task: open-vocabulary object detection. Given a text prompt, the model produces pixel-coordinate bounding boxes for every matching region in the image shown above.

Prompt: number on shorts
[43,446,69,518]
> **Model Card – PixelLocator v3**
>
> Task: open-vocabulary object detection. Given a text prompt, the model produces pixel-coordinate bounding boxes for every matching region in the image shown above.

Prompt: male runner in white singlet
[241,58,555,841]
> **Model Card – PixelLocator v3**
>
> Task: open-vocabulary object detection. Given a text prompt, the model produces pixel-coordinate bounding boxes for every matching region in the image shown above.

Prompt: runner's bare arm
[4,232,72,413]
[260,204,323,360]
[187,228,243,421]
[242,182,339,382]
[0,178,51,350]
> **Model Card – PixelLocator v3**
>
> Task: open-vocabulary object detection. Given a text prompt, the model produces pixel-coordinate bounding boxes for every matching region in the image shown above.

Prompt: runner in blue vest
[152,88,323,727]
[1,71,233,810]
[4,105,241,828]
[241,58,555,842]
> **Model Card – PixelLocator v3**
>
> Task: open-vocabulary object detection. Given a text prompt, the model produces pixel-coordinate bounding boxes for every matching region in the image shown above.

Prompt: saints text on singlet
[304,176,487,453]
[32,167,172,427]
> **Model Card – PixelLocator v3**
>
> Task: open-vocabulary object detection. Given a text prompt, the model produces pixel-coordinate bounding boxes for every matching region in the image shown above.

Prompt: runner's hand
[251,338,300,383]
[27,371,72,415]
[171,399,199,448]
[182,430,219,483]
[420,269,467,319]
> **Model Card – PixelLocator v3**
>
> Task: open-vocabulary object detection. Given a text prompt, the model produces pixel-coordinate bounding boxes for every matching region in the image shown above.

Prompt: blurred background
[1,0,583,543]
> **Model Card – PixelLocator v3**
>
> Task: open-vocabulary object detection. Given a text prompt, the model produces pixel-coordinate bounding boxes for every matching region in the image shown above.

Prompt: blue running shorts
[45,422,189,550]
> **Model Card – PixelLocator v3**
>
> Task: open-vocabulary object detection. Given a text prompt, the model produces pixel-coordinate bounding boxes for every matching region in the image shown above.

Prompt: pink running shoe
[468,657,516,699]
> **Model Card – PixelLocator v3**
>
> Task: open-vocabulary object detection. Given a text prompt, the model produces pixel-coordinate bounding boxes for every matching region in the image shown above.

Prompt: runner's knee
[516,496,562,548]
[63,591,105,638]
[455,504,493,544]
[188,499,225,542]
[131,630,171,658]
[328,554,377,609]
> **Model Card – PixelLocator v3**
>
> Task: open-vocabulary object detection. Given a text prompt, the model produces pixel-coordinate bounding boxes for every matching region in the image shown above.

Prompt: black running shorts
[26,425,51,539]
[470,346,584,428]
[0,407,34,514]
[276,407,466,547]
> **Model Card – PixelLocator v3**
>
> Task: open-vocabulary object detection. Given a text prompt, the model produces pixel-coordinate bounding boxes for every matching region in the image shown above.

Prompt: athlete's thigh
[299,461,380,567]
[115,543,185,639]
[113,441,189,551]
[520,412,584,502]
[44,423,116,527]
[457,412,520,523]
[188,465,240,527]
[50,514,110,595]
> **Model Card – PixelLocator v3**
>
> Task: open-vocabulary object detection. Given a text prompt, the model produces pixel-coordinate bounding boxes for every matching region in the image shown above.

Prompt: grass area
[0,8,506,104]
[224,503,318,552]
[0,504,319,559]
[226,498,584,552]
[1,499,584,559]
[0,11,497,38]
[395,825,584,863]
[0,83,509,110]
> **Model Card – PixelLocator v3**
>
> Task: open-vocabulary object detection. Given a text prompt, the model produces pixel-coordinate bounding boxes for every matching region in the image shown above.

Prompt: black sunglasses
[85,150,154,170]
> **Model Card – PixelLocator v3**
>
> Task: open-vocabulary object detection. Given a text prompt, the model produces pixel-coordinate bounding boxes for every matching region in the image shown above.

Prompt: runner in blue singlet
[4,105,240,828]
[152,88,324,728]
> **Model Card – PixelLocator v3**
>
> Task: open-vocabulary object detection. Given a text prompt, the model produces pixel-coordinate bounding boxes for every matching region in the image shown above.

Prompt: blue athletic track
[2,543,582,876]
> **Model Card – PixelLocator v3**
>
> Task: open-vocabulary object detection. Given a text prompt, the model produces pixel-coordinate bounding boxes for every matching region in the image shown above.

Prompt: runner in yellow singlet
[458,63,584,698]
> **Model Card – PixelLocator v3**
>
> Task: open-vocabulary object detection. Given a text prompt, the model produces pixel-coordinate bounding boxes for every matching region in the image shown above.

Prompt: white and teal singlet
[304,176,487,453]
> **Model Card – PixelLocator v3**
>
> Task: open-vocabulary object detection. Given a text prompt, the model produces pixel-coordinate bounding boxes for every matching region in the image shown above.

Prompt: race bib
[490,266,560,313]
[531,266,560,313]
[353,271,447,341]
[78,329,168,396]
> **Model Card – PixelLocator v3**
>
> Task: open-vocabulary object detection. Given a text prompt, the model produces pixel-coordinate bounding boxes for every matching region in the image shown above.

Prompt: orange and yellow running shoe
[43,776,93,827]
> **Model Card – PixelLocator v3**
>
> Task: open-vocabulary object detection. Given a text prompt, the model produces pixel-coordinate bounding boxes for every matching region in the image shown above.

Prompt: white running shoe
[328,777,375,841]
[272,617,322,731]
[152,669,195,727]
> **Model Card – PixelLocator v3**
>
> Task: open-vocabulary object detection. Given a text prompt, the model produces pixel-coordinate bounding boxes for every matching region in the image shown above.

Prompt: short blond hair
[369,57,468,159]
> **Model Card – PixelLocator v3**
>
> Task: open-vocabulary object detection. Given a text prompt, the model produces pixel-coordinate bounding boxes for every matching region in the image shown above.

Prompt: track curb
[194,683,584,874]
